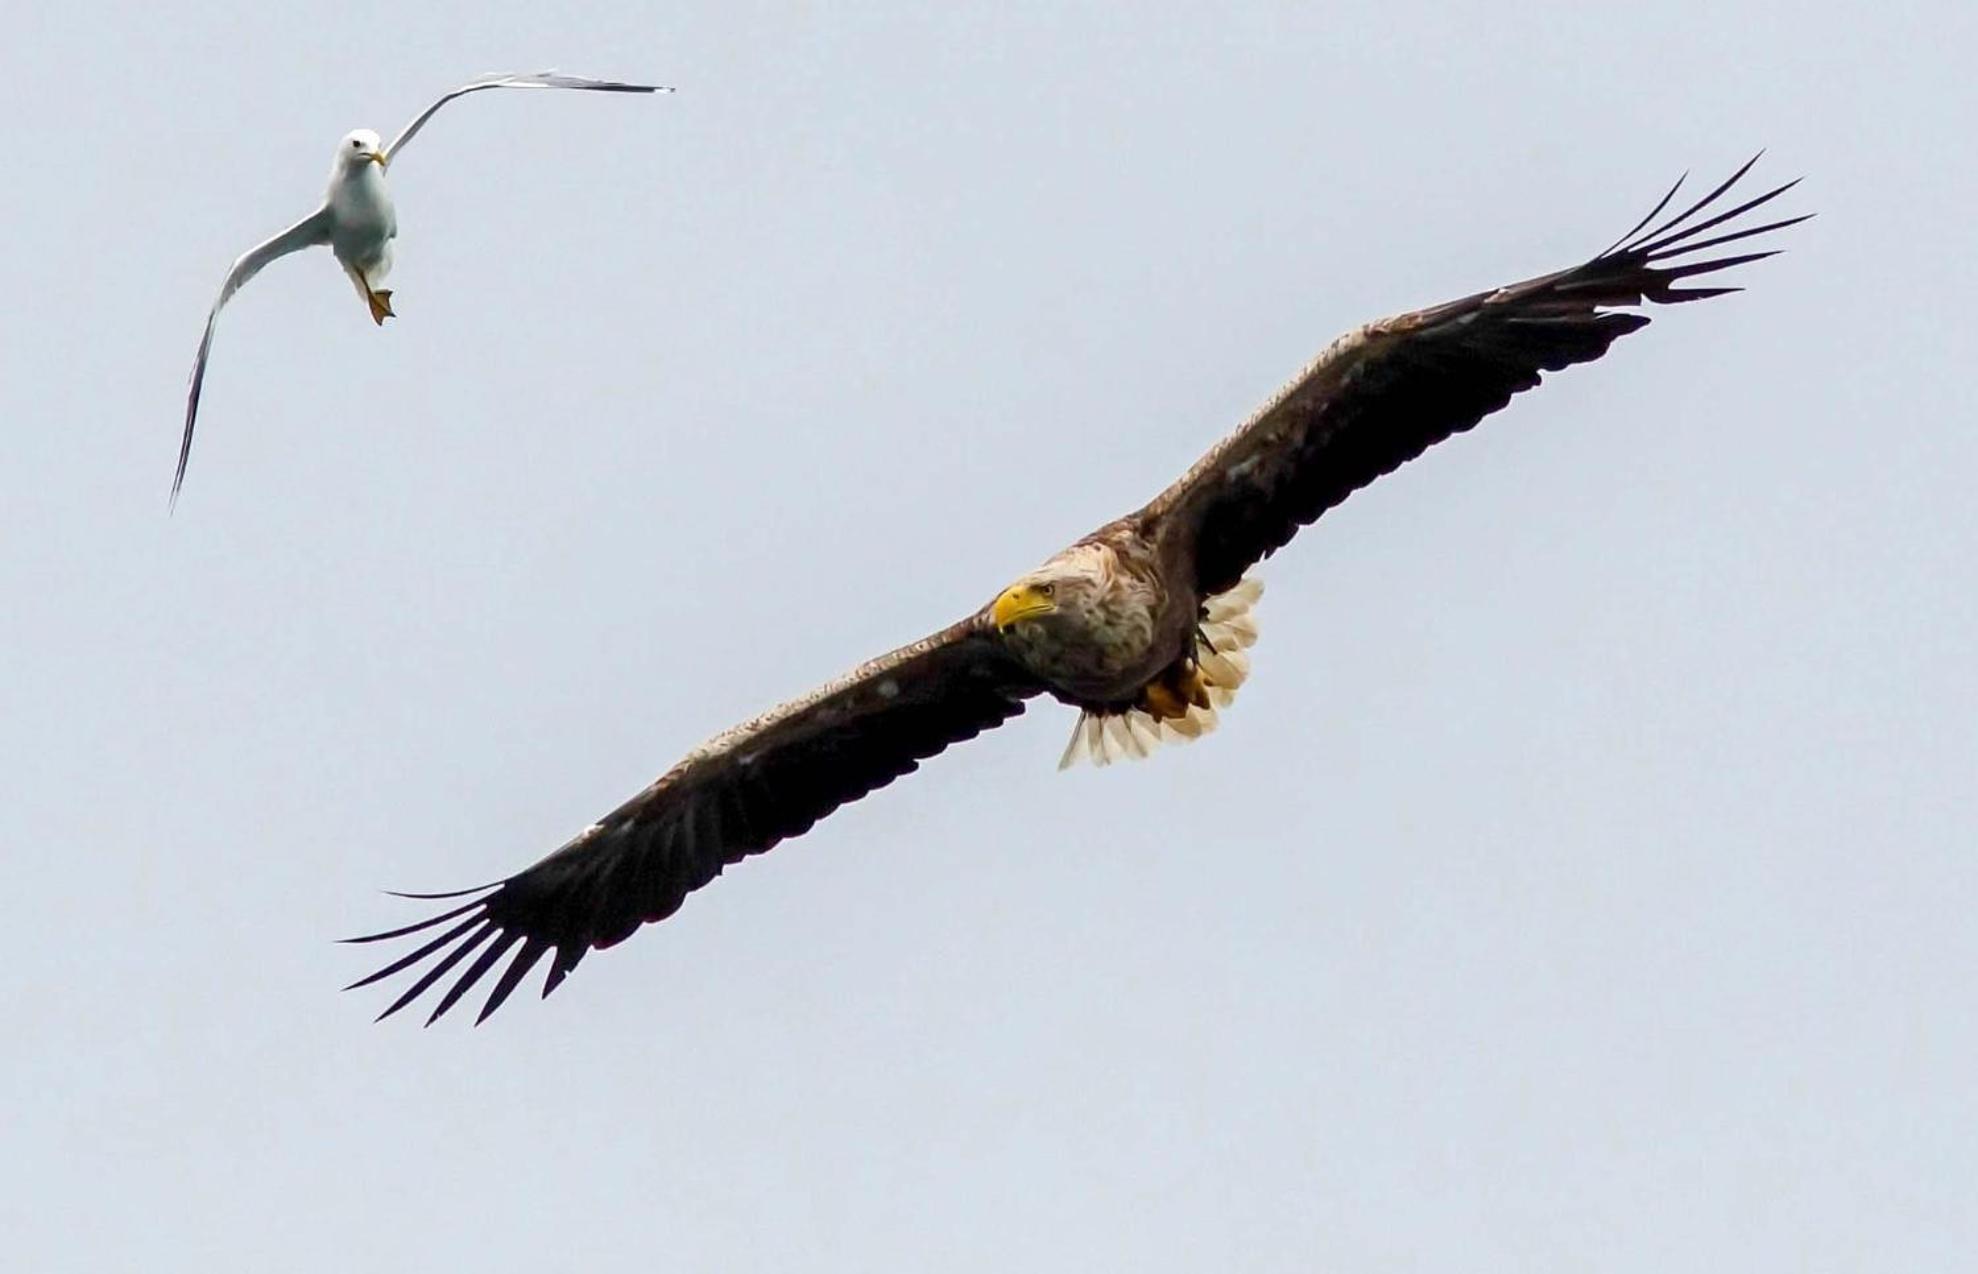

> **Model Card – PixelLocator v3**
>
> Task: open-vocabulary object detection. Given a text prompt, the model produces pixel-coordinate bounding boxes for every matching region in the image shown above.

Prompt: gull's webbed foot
[367,288,395,326]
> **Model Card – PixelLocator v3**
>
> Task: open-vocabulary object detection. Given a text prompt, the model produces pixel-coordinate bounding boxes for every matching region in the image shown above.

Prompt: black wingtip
[1578,155,1809,310]
[1632,172,1804,260]
[385,883,502,901]
[1614,153,1762,256]
[373,922,499,1022]
[1659,248,1784,278]
[340,895,486,945]
[1654,212,1813,261]
[423,933,523,1025]
[474,939,552,1025]
[1599,169,1689,258]
[343,913,486,989]
[1658,285,1744,303]
[530,71,674,94]
[343,883,581,1024]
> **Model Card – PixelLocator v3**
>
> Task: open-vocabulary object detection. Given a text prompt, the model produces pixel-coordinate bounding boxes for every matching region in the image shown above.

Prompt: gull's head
[336,129,387,171]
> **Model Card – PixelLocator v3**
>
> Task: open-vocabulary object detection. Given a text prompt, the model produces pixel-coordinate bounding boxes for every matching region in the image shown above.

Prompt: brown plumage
[349,157,1806,1023]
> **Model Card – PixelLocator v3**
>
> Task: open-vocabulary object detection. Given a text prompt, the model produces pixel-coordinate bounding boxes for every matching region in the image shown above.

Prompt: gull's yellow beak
[369,150,389,168]
[992,582,1056,631]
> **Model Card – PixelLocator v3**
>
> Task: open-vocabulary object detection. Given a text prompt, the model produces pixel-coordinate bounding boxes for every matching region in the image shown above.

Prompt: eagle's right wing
[348,616,1043,1024]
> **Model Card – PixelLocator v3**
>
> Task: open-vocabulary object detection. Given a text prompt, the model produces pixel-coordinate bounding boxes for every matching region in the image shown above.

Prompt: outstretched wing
[1138,156,1809,597]
[382,70,669,163]
[174,208,333,508]
[348,617,1043,1024]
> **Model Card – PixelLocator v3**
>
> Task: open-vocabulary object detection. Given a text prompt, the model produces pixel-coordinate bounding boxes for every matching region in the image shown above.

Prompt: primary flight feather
[173,71,669,508]
[350,157,1807,1025]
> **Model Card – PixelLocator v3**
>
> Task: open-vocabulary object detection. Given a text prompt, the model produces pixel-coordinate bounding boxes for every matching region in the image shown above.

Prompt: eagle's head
[989,542,1119,638]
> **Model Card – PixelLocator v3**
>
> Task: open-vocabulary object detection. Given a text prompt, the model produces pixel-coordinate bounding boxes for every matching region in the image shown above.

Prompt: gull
[173,71,670,507]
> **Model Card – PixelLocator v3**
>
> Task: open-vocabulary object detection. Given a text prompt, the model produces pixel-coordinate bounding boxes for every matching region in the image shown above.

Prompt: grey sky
[4,2,1973,1269]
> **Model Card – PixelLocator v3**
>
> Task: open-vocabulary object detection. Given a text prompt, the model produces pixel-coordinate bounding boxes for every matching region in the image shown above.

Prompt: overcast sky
[3,3,1973,1270]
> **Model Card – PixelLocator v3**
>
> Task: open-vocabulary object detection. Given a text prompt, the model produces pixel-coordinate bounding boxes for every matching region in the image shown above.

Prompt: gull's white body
[172,71,669,507]
[327,144,397,301]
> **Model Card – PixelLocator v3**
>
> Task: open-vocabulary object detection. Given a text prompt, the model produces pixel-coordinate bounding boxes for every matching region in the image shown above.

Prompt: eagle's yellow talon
[1141,682,1188,721]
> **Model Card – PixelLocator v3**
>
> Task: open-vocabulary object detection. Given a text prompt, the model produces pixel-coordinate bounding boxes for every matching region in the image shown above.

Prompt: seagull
[172,71,670,508]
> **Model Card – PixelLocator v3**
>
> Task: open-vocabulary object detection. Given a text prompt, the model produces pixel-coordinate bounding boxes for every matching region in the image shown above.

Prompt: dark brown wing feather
[1139,156,1809,597]
[347,617,1042,1024]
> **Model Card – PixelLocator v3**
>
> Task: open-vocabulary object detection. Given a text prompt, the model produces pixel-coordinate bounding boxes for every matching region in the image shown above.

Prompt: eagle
[350,157,1805,1024]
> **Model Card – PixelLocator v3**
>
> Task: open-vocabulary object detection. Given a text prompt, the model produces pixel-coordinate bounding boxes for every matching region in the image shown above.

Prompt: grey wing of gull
[174,207,333,508]
[381,70,669,163]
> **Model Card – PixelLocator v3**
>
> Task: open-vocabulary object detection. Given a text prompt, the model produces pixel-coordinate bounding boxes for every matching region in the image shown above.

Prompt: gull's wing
[347,617,1044,1024]
[381,70,668,163]
[1136,156,1810,598]
[174,207,333,507]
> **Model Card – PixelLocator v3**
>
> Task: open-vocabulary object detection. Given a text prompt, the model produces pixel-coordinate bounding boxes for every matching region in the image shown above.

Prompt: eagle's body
[998,534,1181,703]
[350,158,1807,1024]
[994,530,1258,765]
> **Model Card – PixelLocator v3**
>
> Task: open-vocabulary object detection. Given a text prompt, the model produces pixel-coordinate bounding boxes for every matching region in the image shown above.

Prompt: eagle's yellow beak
[992,582,1056,630]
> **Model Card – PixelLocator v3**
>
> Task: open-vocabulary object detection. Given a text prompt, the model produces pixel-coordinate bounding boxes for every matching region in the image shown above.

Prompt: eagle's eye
[1037,582,1056,597]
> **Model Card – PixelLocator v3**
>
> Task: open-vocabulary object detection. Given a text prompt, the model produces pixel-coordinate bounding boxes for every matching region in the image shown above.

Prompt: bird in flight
[172,71,669,508]
[350,157,1806,1025]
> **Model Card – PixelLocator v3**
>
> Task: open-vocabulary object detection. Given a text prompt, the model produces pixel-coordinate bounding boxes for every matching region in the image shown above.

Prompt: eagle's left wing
[1138,156,1807,598]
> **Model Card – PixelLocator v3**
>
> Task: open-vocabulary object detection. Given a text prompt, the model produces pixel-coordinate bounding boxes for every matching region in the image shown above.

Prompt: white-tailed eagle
[350,157,1805,1024]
